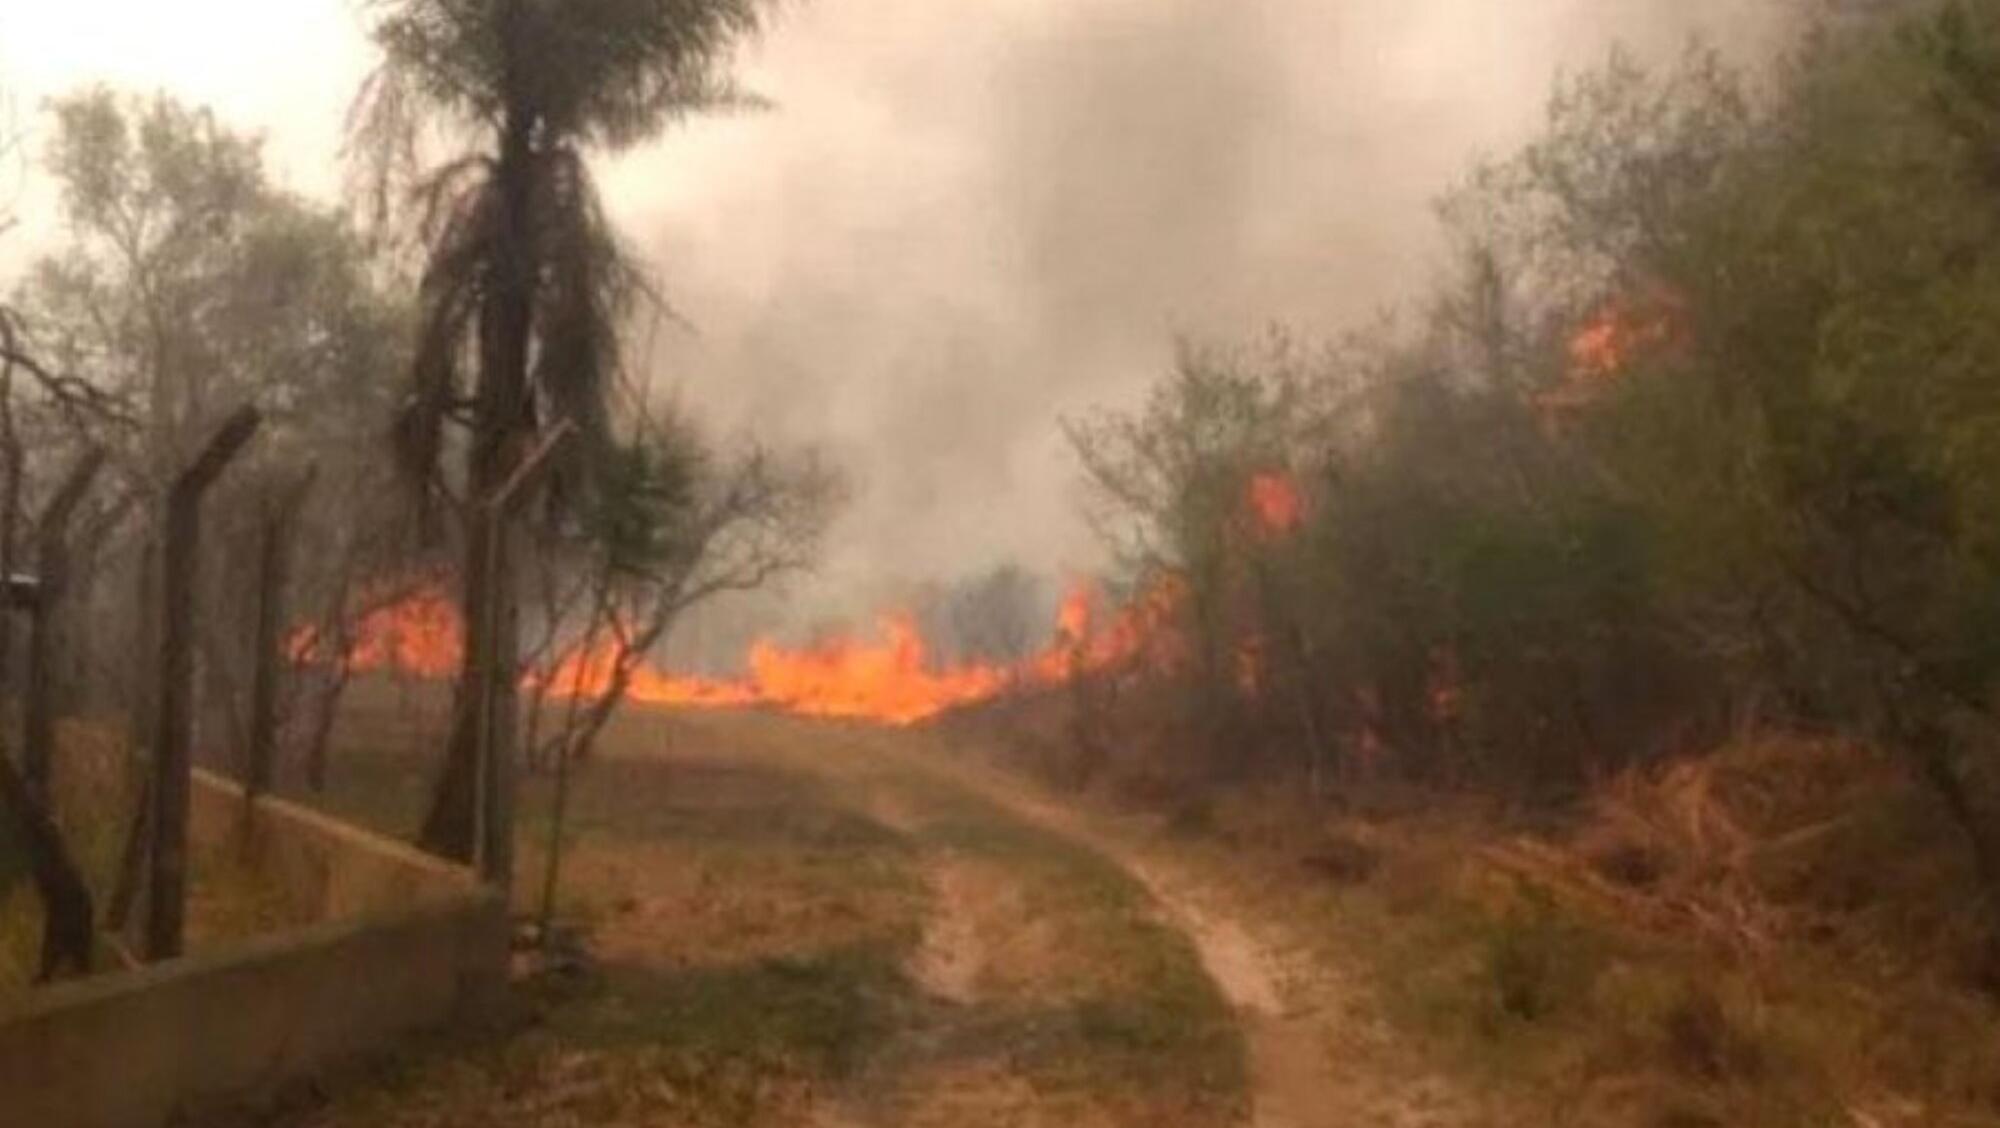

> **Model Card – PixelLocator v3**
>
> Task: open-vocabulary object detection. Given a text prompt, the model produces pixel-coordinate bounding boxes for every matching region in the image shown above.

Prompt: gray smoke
[1,0,1800,661]
[613,0,1796,654]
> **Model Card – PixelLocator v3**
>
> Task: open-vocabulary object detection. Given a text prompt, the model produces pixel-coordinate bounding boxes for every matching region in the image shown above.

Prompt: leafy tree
[1437,8,2000,850]
[348,0,778,863]
[1066,336,1336,778]
[17,89,408,760]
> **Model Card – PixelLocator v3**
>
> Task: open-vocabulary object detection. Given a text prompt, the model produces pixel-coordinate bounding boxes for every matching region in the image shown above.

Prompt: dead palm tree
[349,0,774,865]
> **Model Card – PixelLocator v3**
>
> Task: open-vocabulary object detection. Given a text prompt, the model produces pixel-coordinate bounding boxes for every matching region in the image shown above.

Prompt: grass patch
[564,940,914,1075]
[259,703,1250,1126]
[283,705,936,1127]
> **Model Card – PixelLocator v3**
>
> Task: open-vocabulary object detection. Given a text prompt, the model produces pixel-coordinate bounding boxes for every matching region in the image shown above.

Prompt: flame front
[284,443,1313,729]
[748,615,1009,725]
[304,577,1190,728]
[288,588,464,679]
[301,482,1267,727]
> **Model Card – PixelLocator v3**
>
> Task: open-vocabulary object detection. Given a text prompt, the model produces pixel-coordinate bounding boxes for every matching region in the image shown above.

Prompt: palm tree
[350,0,774,866]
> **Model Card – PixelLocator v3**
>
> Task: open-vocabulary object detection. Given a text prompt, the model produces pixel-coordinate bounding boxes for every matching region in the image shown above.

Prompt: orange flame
[293,455,1313,726]
[540,639,762,711]
[1544,289,1684,422]
[314,575,1191,728]
[1566,307,1631,381]
[1235,636,1268,697]
[747,614,1009,725]
[1247,472,1304,537]
[287,588,463,678]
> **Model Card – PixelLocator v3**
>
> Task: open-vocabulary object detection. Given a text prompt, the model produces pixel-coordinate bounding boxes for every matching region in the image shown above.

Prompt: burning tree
[1064,336,1334,781]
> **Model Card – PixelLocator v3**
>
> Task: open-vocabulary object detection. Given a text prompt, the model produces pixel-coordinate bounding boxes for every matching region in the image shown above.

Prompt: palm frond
[394,174,499,509]
[353,0,775,524]
[530,145,655,513]
[528,0,777,149]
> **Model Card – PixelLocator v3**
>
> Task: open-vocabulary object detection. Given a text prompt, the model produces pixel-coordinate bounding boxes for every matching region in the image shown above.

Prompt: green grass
[561,940,914,1073]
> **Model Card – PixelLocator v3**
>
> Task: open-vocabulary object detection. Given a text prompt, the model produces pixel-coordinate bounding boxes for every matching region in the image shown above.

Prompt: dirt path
[932,773,1338,1128]
[1117,855,1330,1128]
[1122,862,1323,1128]
[918,750,1481,1128]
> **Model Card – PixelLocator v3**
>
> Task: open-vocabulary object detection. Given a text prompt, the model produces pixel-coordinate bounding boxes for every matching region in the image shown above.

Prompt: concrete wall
[0,773,507,1128]
[189,772,475,923]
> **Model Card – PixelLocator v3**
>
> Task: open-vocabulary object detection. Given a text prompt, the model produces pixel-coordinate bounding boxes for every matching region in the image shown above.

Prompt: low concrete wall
[0,772,507,1128]
[189,772,475,923]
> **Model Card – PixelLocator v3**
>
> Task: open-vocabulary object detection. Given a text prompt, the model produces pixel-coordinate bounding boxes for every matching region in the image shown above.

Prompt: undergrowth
[969,701,2000,1128]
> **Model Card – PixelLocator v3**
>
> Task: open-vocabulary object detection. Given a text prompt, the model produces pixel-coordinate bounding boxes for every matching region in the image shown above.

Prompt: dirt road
[286,709,1469,1127]
[918,738,1474,1128]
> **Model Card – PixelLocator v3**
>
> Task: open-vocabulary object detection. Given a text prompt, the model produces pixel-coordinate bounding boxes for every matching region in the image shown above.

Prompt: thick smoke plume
[604,0,1794,658]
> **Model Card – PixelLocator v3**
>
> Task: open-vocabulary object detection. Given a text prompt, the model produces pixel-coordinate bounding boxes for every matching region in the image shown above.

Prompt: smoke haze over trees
[1,0,1804,657]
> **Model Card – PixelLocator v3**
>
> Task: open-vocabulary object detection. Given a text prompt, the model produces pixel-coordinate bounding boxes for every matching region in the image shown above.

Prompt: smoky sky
[604,0,1796,626]
[2,0,1799,640]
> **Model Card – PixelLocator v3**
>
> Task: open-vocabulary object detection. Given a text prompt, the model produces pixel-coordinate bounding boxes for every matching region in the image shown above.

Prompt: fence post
[473,421,574,890]
[146,407,260,960]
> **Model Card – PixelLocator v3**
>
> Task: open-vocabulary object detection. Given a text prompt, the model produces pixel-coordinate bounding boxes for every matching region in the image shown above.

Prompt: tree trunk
[146,407,259,960]
[478,519,521,888]
[417,88,536,874]
[246,471,312,797]
[301,546,359,794]
[419,505,523,875]
[0,746,93,980]
[127,535,159,778]
[1287,624,1330,799]
[0,363,22,699]
[536,592,609,951]
[105,770,151,934]
[23,450,105,802]
[303,664,351,794]
[244,509,283,795]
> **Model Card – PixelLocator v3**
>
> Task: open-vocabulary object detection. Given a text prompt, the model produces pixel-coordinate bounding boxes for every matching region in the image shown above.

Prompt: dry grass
[960,714,2000,1128]
[1,721,144,992]
[265,699,1245,1127]
[0,718,360,998]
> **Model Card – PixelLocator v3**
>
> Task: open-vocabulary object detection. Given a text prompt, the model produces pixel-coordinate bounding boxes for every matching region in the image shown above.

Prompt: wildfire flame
[746,615,1009,725]
[1029,576,1188,683]
[298,575,1190,728]
[295,465,1333,730]
[1566,307,1633,381]
[1543,288,1685,422]
[293,464,1327,728]
[1247,471,1304,538]
[287,589,463,679]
